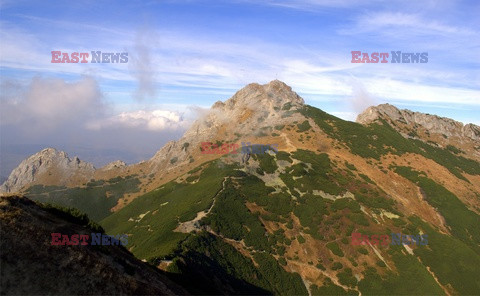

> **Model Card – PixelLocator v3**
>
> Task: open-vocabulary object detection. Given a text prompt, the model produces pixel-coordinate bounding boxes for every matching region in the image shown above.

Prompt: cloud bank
[0,76,192,176]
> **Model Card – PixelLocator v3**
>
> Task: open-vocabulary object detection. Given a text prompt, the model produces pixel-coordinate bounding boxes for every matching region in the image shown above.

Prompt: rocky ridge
[0,148,130,194]
[357,103,480,141]
[357,103,480,160]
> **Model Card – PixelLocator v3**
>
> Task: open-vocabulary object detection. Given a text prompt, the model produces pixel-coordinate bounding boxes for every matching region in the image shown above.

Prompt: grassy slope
[393,166,480,294]
[301,106,480,180]
[100,161,238,259]
[25,176,141,221]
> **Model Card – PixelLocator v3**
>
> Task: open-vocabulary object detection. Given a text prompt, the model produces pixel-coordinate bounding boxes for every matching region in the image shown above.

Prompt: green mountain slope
[24,175,141,221]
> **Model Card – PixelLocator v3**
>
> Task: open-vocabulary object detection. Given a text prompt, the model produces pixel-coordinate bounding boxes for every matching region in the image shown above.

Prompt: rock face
[463,123,480,141]
[0,148,95,193]
[0,195,188,295]
[357,103,480,142]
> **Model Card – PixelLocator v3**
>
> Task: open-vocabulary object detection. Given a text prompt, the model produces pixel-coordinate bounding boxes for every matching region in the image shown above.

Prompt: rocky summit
[0,148,95,193]
[148,80,306,172]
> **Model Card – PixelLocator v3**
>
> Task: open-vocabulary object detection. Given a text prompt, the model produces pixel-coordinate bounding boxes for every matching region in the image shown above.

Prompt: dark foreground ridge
[0,195,188,295]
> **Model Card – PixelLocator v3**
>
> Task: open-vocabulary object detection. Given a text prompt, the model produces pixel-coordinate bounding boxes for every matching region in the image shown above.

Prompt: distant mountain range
[1,80,479,295]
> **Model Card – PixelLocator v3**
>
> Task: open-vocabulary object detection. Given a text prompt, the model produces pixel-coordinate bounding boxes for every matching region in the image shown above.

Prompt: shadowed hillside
[0,195,188,295]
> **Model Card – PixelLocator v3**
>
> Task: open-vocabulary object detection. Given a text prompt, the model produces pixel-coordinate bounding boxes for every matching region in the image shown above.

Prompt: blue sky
[0,0,479,175]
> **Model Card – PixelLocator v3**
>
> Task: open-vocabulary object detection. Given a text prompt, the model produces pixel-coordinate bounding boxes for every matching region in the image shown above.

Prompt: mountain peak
[148,80,306,171]
[266,79,295,91]
[212,80,304,111]
[100,160,127,171]
[241,79,294,93]
[191,80,305,139]
[0,148,95,193]
[38,147,63,157]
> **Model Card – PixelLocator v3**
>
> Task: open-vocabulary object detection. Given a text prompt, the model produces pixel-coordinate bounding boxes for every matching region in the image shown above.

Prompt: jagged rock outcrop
[357,103,480,142]
[463,123,480,141]
[100,160,127,171]
[0,148,95,193]
[0,195,188,295]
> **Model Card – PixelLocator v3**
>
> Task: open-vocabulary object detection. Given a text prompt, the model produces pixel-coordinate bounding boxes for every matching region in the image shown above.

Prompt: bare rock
[357,103,479,142]
[0,148,95,193]
[147,80,306,173]
[100,160,127,171]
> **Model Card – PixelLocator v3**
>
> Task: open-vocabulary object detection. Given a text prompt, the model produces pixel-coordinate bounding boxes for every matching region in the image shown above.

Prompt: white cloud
[86,109,189,131]
[0,75,194,175]
[0,76,105,130]
[0,76,194,135]
[330,111,357,121]
[348,78,378,114]
[245,0,380,10]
